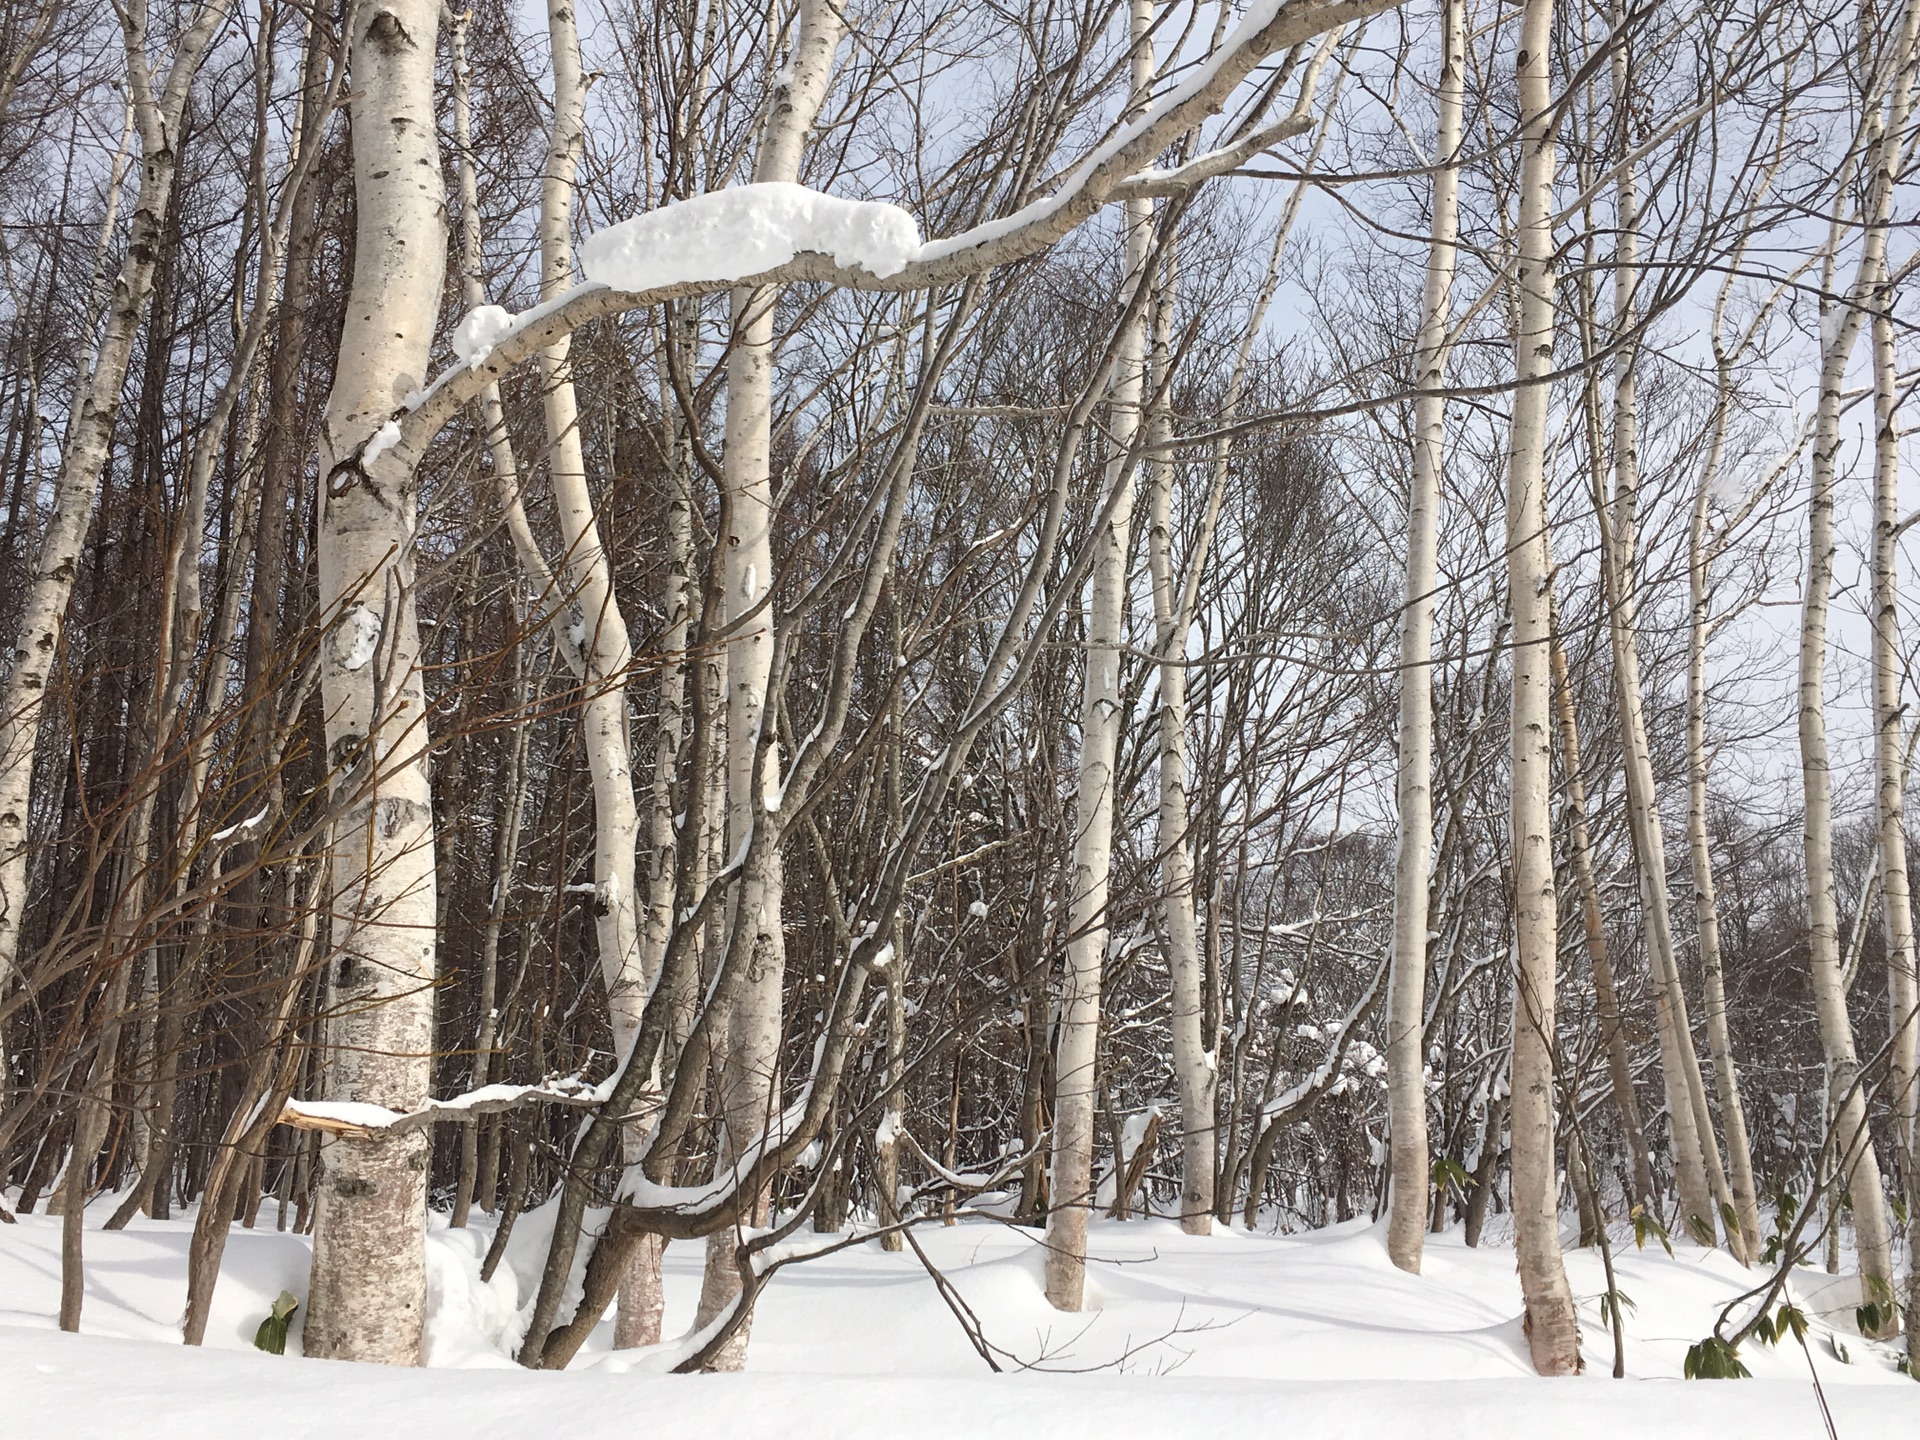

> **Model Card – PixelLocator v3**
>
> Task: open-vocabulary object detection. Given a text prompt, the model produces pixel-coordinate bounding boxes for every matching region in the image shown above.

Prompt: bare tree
[1796,0,1917,1334]
[302,0,448,1365]
[1385,0,1463,1275]
[1503,0,1582,1375]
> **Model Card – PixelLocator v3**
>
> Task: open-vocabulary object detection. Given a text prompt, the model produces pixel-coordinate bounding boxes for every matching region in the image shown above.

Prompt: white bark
[540,0,644,1048]
[1873,289,1920,1358]
[1862,39,1920,1355]
[875,624,909,1252]
[1684,303,1763,1264]
[1504,0,1582,1374]
[1385,0,1462,1273]
[1146,273,1216,1236]
[694,0,846,1368]
[638,336,695,1035]
[303,0,447,1366]
[1047,0,1155,1312]
[616,323,697,1349]
[1799,0,1916,1330]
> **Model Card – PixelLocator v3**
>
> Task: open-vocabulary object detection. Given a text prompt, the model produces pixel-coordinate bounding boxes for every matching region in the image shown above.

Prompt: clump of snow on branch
[577,182,923,291]
[450,304,515,369]
[208,805,268,844]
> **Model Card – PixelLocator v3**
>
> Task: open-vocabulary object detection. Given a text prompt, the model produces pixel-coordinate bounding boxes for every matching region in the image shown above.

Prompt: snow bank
[4,1202,1916,1439]
[577,183,923,291]
[420,1220,523,1368]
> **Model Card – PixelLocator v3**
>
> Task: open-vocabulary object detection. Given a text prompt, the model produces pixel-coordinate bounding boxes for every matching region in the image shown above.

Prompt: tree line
[0,0,1915,1377]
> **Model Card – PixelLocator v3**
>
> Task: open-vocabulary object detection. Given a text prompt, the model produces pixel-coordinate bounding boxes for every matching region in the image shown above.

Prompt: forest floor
[1,1196,1914,1437]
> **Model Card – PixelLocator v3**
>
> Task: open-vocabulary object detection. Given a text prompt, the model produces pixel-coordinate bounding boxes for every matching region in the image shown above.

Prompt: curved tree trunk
[1870,201,1918,1356]
[1144,252,1220,1236]
[1590,20,1729,1248]
[1545,601,1656,1213]
[1685,456,1762,1263]
[1874,289,1920,1365]
[530,0,660,1348]
[1798,0,1916,1332]
[538,0,643,1048]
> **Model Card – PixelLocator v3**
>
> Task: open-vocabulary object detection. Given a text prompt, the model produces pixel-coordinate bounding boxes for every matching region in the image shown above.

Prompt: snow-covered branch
[362,0,1397,488]
[275,1074,612,1139]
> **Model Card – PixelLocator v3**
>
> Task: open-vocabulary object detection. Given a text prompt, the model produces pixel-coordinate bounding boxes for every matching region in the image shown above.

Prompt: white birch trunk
[303,0,447,1366]
[1505,0,1582,1373]
[540,0,644,1046]
[1873,296,1920,1357]
[540,4,656,1340]
[1046,0,1154,1311]
[1861,52,1920,1345]
[1799,0,1916,1328]
[638,329,695,1026]
[615,327,696,1349]
[875,625,909,1251]
[694,0,845,1367]
[1685,416,1763,1263]
[1385,0,1462,1272]
[1146,276,1216,1236]
[1597,320,1726,1254]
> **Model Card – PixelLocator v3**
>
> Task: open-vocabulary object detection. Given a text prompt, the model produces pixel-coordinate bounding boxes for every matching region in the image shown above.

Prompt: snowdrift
[2,1203,1913,1438]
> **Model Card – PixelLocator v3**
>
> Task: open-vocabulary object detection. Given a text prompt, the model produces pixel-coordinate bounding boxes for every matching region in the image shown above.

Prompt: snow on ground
[2,1199,1914,1438]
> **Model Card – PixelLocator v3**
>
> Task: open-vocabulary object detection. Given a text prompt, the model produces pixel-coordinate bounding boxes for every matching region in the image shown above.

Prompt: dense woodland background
[0,0,1915,1378]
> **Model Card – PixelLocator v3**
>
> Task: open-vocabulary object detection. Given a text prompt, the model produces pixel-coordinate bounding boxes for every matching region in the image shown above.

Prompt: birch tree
[1796,0,1917,1330]
[1145,267,1218,1235]
[526,0,665,1346]
[1872,259,1920,1362]
[1384,0,1463,1274]
[1503,0,1582,1373]
[302,0,447,1365]
[1580,7,1731,1251]
[692,0,849,1367]
[1046,0,1155,1312]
